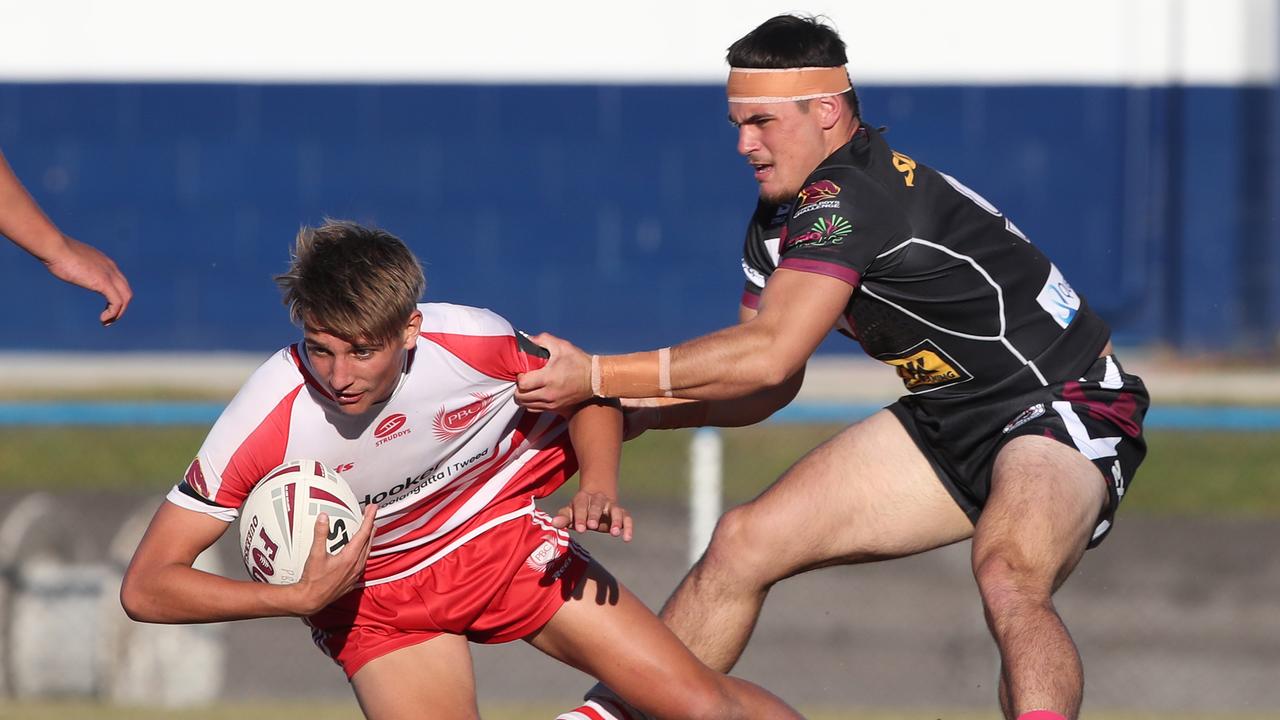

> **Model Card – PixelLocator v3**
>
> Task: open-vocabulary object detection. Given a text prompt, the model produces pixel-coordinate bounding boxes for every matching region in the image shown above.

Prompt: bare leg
[527,559,802,719]
[350,633,479,720]
[660,410,974,671]
[973,435,1108,720]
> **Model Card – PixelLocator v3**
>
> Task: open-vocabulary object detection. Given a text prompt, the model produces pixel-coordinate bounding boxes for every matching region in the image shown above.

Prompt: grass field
[0,421,1273,719]
[1,703,1275,720]
[1,424,1277,516]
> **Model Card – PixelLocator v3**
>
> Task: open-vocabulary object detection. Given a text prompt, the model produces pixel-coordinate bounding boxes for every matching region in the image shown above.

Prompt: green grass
[0,702,1271,720]
[0,426,206,492]
[0,424,1277,516]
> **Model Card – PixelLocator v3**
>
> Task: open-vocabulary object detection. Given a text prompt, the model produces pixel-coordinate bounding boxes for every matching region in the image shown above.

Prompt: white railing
[687,428,723,566]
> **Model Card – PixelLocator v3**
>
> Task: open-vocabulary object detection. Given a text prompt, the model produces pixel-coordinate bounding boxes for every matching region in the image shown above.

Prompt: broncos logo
[796,179,841,206]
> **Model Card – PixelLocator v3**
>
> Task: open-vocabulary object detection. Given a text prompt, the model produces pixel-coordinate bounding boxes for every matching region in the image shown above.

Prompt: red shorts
[306,508,591,678]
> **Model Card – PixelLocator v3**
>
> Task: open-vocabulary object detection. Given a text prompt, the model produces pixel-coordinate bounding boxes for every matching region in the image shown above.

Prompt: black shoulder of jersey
[516,331,551,360]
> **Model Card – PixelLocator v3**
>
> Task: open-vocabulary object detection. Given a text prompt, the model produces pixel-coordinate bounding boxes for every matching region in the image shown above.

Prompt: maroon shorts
[306,509,591,678]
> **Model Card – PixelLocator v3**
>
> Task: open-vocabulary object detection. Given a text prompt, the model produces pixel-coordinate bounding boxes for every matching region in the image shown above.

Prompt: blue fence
[1,82,1276,353]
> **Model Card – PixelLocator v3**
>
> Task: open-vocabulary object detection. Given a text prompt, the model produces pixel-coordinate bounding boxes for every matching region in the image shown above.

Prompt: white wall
[0,0,1275,83]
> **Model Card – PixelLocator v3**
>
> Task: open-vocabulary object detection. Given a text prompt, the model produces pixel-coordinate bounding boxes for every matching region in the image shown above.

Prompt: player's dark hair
[727,14,861,118]
[276,220,425,344]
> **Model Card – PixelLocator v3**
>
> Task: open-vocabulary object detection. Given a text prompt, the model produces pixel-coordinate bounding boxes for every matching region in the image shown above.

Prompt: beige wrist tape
[727,66,852,104]
[593,348,673,399]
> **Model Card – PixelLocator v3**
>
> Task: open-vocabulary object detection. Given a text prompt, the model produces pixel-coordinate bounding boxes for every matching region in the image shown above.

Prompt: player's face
[302,311,422,416]
[730,100,828,205]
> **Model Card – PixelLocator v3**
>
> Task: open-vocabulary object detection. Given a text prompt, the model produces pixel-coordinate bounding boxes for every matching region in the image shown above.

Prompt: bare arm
[120,501,377,623]
[516,269,849,410]
[621,303,805,433]
[661,270,849,397]
[555,399,633,541]
[0,149,132,324]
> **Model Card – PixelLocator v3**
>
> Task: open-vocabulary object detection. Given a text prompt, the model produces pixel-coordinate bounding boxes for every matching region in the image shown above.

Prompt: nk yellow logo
[892,151,916,187]
[878,341,972,392]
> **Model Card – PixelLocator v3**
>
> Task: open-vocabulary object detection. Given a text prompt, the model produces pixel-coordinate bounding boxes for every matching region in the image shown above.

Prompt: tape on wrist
[590,354,603,398]
[596,351,664,398]
[658,347,673,398]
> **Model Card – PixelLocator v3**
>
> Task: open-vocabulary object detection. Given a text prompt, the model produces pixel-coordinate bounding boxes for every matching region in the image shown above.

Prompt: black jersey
[741,125,1111,404]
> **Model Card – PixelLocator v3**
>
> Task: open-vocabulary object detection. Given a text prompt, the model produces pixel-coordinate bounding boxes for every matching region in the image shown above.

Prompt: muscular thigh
[974,435,1108,591]
[727,409,973,579]
[351,633,479,720]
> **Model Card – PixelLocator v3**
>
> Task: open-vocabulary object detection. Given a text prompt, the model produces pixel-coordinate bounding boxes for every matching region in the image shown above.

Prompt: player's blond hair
[275,220,425,344]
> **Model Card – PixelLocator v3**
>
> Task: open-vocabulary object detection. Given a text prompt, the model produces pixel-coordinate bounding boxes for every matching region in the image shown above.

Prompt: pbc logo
[433,392,496,441]
[185,457,209,496]
[796,179,841,205]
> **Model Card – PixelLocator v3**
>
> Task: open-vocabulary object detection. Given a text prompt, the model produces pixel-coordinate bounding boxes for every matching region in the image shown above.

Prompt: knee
[973,551,1052,617]
[697,504,776,587]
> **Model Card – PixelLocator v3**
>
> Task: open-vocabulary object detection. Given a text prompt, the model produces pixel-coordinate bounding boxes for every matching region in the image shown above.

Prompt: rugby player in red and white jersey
[120,221,802,720]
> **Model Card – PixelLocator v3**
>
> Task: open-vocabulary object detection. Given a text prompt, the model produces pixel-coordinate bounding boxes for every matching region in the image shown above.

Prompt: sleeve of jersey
[777,169,908,289]
[419,304,551,380]
[740,223,773,311]
[165,351,301,522]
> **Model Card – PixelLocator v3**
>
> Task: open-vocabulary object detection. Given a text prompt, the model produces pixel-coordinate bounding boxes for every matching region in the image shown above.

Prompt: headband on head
[726,66,852,104]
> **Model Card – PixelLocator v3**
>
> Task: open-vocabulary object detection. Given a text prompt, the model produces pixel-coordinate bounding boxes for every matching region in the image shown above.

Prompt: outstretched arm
[120,501,378,623]
[516,269,850,411]
[0,149,133,324]
[554,399,633,541]
[618,302,806,434]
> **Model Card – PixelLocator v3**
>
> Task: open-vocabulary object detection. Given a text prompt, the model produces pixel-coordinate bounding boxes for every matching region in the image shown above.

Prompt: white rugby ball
[238,459,363,585]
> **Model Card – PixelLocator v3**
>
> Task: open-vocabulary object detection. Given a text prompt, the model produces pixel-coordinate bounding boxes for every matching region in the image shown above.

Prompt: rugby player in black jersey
[517,15,1148,720]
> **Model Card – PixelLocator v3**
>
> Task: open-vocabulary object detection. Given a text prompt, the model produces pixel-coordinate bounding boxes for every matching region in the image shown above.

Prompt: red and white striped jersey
[166,303,575,585]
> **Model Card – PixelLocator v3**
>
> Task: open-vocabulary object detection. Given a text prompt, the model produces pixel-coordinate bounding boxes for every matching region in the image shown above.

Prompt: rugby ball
[238,459,363,585]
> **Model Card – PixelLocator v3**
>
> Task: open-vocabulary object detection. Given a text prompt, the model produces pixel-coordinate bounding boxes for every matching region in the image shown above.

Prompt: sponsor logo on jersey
[1002,403,1046,434]
[876,340,973,392]
[1036,263,1081,329]
[796,179,841,205]
[794,199,841,217]
[786,215,853,250]
[185,457,209,497]
[433,392,496,441]
[374,413,412,447]
[359,446,493,507]
[375,413,408,439]
[892,151,917,187]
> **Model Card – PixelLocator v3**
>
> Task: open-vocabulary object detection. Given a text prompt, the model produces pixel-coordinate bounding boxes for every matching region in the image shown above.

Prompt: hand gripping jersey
[167,303,573,586]
[741,125,1111,403]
